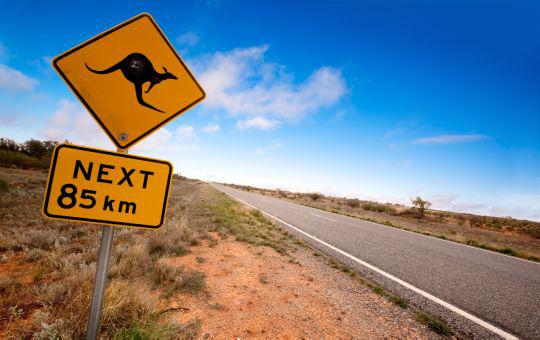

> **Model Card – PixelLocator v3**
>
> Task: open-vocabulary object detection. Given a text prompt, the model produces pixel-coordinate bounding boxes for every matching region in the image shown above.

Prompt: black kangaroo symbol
[85,52,178,113]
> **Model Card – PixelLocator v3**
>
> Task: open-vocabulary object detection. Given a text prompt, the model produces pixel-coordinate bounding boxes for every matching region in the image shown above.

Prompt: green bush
[0,150,46,169]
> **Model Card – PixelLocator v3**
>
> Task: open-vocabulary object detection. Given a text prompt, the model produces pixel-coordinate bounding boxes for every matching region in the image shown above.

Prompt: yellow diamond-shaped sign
[53,13,205,149]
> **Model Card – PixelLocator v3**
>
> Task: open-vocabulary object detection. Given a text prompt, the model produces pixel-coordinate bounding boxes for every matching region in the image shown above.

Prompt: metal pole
[85,147,127,339]
[85,225,114,340]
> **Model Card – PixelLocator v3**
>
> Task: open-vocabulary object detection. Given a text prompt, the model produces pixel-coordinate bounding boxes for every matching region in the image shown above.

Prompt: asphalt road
[211,183,540,339]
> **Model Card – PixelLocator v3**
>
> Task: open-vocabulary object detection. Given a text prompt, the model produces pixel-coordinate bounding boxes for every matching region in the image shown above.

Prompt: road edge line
[218,188,518,340]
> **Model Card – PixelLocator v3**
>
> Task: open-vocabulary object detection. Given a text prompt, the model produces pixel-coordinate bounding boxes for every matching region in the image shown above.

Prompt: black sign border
[52,13,206,150]
[43,144,172,229]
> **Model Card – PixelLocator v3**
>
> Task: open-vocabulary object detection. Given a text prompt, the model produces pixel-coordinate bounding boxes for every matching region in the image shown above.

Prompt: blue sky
[1,1,539,220]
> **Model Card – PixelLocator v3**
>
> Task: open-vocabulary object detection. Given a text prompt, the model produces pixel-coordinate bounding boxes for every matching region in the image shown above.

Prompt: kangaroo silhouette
[85,52,178,113]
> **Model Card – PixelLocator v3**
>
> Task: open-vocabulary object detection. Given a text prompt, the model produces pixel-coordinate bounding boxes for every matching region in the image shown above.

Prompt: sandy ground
[162,233,434,338]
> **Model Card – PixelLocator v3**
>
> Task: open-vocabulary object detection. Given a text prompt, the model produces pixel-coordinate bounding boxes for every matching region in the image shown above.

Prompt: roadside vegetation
[0,167,319,337]
[0,168,207,337]
[0,138,58,169]
[226,184,540,262]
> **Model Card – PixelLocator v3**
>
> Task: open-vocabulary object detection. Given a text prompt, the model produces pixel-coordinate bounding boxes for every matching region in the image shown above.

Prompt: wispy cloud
[0,64,38,92]
[192,45,347,129]
[202,123,220,133]
[132,127,201,154]
[236,116,279,130]
[411,134,487,145]
[40,99,108,147]
[176,125,196,139]
[176,31,199,47]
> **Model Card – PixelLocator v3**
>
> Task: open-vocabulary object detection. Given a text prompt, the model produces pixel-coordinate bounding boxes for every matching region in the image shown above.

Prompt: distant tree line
[0,137,59,169]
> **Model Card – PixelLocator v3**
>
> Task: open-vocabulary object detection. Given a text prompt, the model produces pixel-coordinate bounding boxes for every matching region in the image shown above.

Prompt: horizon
[1,1,539,221]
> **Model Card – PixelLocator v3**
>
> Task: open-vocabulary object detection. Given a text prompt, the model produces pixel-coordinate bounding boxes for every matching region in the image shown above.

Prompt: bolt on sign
[52,13,205,149]
[43,144,172,229]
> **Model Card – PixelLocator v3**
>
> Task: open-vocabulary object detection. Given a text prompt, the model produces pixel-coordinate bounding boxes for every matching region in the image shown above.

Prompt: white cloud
[0,64,38,92]
[236,116,279,130]
[131,128,173,152]
[176,32,199,47]
[427,193,486,212]
[412,134,487,145]
[202,123,220,133]
[192,45,347,129]
[176,125,196,139]
[40,99,109,147]
[132,125,201,155]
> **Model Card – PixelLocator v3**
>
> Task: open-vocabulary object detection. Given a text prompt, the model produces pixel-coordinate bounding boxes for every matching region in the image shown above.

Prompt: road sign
[52,13,205,149]
[43,144,172,229]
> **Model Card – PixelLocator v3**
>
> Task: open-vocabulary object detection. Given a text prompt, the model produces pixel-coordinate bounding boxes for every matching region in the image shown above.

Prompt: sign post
[45,12,205,338]
[86,225,114,339]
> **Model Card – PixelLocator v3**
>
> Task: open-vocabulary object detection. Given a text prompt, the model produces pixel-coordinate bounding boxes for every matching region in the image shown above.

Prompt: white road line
[310,212,335,222]
[219,188,517,340]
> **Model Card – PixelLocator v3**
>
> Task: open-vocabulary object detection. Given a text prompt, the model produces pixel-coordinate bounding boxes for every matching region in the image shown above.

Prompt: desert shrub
[309,192,322,201]
[34,282,69,305]
[175,270,205,294]
[147,232,189,257]
[411,196,431,217]
[33,311,71,339]
[152,262,182,285]
[346,198,360,208]
[100,281,153,333]
[0,277,21,293]
[25,248,45,262]
[152,262,205,295]
[22,230,55,250]
[110,243,154,279]
[361,202,396,214]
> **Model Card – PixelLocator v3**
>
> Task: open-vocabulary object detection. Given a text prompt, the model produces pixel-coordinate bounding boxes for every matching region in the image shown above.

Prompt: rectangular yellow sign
[43,144,172,229]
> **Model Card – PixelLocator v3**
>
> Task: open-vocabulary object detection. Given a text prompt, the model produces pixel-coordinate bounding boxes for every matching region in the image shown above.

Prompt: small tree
[21,139,48,158]
[411,196,431,217]
[0,138,20,152]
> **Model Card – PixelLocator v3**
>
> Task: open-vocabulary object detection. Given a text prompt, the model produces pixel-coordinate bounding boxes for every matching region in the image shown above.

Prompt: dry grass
[0,168,222,337]
[0,167,306,337]
[226,184,540,261]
